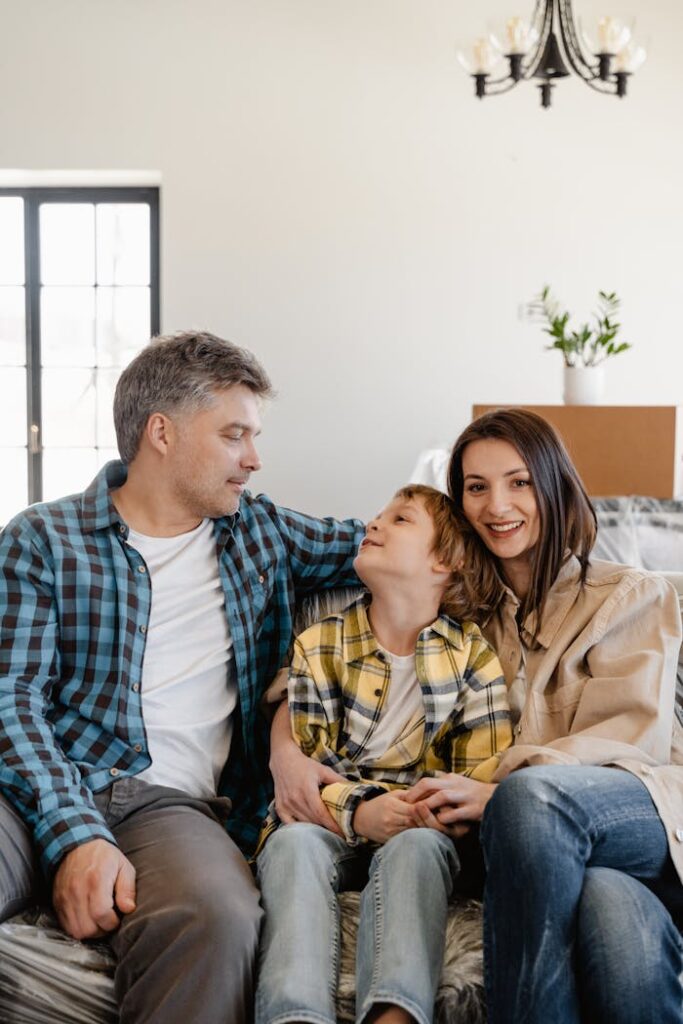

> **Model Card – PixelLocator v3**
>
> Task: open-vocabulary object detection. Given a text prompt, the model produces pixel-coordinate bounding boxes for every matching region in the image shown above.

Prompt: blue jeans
[480,765,683,1024]
[255,823,459,1024]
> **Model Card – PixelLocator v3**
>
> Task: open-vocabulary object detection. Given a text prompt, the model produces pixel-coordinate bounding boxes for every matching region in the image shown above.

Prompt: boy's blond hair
[393,484,502,622]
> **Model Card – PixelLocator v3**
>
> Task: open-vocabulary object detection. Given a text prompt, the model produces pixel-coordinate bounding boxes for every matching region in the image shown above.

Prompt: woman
[406,407,683,1023]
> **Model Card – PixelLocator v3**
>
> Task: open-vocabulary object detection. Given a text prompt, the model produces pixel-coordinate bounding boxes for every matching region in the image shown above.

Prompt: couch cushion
[0,897,485,1024]
[593,497,683,571]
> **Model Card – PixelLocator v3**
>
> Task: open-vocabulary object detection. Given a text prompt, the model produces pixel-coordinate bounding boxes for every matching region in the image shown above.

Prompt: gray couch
[1,497,682,1023]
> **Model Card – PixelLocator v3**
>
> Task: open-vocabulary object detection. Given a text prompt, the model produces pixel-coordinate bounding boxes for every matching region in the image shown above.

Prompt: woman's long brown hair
[448,408,597,631]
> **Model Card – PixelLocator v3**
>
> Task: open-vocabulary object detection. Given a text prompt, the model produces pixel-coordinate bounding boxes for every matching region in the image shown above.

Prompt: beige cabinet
[471,405,683,498]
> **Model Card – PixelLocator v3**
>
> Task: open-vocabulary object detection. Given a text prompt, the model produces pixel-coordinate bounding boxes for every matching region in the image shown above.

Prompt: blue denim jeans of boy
[255,823,459,1024]
[481,765,683,1024]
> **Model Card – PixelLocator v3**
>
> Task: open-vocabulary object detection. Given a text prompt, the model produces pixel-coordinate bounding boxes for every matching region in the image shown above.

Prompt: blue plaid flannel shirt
[0,461,364,875]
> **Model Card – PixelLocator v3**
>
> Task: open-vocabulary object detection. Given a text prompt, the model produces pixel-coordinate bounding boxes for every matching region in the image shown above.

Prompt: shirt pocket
[248,565,276,625]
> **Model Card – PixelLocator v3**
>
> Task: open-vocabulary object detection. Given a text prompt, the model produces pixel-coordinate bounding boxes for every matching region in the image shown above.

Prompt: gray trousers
[0,777,263,1024]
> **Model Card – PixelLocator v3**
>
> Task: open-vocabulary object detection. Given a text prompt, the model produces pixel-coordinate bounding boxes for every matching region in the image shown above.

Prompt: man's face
[354,495,440,588]
[167,385,263,518]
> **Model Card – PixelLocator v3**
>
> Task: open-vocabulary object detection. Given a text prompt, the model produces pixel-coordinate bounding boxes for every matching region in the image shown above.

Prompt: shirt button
[132,683,140,693]
[134,744,142,753]
[675,828,683,842]
[137,565,147,574]
[110,767,119,777]
[139,625,147,635]
[374,688,382,697]
[118,524,126,535]
[376,652,386,662]
[258,575,265,584]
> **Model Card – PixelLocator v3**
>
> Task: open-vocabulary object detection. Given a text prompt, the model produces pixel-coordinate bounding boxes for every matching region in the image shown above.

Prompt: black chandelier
[457,1,646,108]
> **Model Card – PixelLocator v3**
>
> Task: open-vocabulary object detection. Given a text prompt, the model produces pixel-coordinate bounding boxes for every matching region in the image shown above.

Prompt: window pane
[96,205,150,285]
[0,367,27,445]
[42,448,98,503]
[96,287,150,367]
[41,368,96,447]
[0,287,26,365]
[0,198,24,285]
[40,204,95,285]
[97,446,120,469]
[41,287,96,367]
[95,369,121,448]
[0,449,28,526]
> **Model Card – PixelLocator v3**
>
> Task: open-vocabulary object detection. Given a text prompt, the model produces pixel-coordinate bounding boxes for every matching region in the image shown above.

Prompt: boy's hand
[405,775,496,835]
[353,791,416,844]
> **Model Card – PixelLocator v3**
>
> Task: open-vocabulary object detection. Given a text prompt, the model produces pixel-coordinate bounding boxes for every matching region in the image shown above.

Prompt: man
[0,331,364,1024]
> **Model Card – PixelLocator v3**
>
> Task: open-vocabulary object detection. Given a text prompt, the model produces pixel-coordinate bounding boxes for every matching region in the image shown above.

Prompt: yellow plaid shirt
[259,596,511,849]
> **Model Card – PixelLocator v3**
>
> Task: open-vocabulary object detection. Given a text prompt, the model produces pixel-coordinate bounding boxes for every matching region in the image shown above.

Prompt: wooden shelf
[472,405,683,498]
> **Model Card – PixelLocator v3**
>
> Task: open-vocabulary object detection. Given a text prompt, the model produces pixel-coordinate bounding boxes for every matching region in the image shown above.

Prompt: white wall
[1,0,681,519]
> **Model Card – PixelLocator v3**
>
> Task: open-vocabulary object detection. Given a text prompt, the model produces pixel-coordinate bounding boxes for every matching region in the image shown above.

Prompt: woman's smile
[486,520,524,535]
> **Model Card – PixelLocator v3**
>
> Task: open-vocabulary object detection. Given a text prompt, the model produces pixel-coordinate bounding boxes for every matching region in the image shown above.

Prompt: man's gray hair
[113,331,274,463]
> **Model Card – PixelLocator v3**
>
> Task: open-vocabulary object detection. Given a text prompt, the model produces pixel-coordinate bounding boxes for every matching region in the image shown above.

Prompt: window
[0,187,160,524]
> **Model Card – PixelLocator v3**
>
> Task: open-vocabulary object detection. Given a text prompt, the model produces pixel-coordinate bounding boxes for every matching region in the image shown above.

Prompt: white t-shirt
[357,650,425,765]
[129,518,237,799]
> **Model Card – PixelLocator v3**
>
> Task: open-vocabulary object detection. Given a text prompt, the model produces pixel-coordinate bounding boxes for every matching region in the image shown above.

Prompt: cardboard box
[471,405,683,498]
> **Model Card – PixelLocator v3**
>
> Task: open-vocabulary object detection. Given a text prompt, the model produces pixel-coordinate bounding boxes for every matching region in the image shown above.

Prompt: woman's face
[461,438,540,574]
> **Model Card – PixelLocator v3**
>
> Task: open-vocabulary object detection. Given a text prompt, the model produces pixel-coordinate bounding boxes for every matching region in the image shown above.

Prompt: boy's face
[354,495,446,588]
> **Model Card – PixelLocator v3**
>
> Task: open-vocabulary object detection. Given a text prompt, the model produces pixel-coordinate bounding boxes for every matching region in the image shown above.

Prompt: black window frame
[0,185,160,503]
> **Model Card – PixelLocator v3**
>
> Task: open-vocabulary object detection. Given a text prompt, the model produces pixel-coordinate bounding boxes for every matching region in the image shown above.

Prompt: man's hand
[352,792,416,844]
[52,838,136,940]
[404,775,497,837]
[270,702,345,833]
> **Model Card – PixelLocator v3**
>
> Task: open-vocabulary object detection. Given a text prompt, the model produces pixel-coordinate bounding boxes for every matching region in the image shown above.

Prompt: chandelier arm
[524,0,554,77]
[485,78,525,96]
[529,0,548,33]
[485,73,522,87]
[557,0,599,80]
[571,75,618,95]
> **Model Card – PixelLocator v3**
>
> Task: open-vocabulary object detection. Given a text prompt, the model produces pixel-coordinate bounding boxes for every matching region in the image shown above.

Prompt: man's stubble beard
[171,464,239,521]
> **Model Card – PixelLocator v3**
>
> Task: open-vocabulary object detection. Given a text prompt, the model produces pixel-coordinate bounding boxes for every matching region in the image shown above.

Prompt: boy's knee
[258,823,341,885]
[379,828,460,877]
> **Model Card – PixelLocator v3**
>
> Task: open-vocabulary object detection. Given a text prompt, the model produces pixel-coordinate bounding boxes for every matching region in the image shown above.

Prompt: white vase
[563,366,605,405]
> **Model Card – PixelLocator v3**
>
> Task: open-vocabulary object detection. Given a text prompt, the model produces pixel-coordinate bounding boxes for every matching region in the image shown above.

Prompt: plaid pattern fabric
[0,461,364,873]
[259,596,512,848]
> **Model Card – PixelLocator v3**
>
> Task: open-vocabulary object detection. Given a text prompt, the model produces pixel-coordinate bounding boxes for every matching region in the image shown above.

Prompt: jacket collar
[342,594,464,664]
[500,554,583,650]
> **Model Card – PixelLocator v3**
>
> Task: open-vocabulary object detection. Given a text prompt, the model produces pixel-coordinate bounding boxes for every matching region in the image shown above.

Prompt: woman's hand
[353,792,416,844]
[404,775,497,836]
[270,701,344,834]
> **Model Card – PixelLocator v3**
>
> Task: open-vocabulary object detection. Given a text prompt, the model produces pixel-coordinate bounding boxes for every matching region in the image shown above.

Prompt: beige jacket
[484,556,683,883]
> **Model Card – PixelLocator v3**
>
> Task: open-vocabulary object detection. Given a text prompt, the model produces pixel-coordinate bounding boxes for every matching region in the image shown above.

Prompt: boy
[256,485,512,1024]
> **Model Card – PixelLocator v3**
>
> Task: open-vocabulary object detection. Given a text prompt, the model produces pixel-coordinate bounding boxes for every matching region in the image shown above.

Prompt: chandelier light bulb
[614,40,647,73]
[506,16,538,54]
[597,16,631,55]
[459,37,500,74]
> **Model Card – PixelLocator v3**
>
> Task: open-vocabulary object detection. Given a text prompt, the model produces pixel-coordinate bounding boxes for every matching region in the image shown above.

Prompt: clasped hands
[270,738,496,844]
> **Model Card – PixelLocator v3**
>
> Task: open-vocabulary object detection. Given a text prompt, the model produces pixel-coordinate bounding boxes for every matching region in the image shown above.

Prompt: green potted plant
[528,285,631,404]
